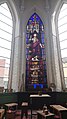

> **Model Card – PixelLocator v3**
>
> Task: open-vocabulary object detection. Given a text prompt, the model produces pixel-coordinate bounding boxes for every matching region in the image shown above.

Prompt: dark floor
[15,115,37,119]
[5,110,37,119]
[15,110,37,119]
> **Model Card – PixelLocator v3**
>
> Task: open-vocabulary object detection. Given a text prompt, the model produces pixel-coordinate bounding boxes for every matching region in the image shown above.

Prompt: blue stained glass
[34,84,43,89]
[34,84,36,88]
[26,13,47,91]
[40,84,43,88]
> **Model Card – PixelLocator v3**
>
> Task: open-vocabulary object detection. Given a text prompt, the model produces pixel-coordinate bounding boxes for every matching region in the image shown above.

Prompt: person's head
[33,33,38,42]
[34,33,37,37]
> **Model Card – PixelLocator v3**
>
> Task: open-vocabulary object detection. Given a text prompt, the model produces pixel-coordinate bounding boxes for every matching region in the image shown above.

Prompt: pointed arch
[58,3,67,89]
[51,0,67,91]
[0,0,20,91]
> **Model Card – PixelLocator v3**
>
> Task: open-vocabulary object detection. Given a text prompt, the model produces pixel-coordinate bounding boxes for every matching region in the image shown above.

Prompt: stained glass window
[26,13,47,91]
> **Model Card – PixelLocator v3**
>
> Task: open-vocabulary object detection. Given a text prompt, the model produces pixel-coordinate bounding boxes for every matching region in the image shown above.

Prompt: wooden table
[30,94,51,98]
[5,103,18,110]
[37,110,54,119]
[0,109,5,119]
[30,94,51,119]
[50,105,67,119]
[50,105,67,112]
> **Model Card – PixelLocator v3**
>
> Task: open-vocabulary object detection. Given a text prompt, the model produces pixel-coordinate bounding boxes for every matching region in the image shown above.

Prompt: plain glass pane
[63,63,67,68]
[0,21,12,34]
[0,38,11,50]
[5,63,10,68]
[0,62,9,67]
[5,60,10,66]
[63,68,67,77]
[58,9,67,19]
[61,49,67,58]
[0,6,12,19]
[0,47,11,58]
[4,67,9,76]
[58,24,67,34]
[3,78,8,82]
[61,4,67,12]
[62,57,67,63]
[59,32,67,41]
[60,40,67,49]
[0,67,9,77]
[0,57,10,65]
[1,3,9,11]
[0,29,12,41]
[0,67,4,77]
[0,13,12,26]
[64,77,67,88]
[0,63,10,68]
[58,16,67,27]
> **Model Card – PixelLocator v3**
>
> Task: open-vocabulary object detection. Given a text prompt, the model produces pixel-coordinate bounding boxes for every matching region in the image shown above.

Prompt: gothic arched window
[58,3,67,88]
[26,13,47,91]
[0,3,13,89]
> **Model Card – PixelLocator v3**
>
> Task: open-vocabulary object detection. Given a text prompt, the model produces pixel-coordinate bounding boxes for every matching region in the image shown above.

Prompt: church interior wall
[0,0,65,92]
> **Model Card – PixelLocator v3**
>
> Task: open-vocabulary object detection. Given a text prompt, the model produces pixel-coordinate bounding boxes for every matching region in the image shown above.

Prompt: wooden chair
[21,102,28,119]
[6,110,16,119]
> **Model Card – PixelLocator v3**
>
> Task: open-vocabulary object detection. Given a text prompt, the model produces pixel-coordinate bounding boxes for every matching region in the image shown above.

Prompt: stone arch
[0,0,20,91]
[24,7,46,28]
[20,8,48,91]
[51,0,67,91]
[55,0,67,90]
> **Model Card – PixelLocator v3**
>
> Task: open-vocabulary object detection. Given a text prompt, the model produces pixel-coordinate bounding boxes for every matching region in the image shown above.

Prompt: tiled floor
[15,115,37,119]
[15,110,37,119]
[5,110,37,119]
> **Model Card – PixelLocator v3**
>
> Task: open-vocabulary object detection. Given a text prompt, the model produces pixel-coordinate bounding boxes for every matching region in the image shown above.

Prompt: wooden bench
[50,105,67,119]
[37,110,54,119]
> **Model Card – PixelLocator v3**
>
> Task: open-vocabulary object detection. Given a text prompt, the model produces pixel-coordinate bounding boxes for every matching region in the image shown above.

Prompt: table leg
[31,108,32,119]
[37,113,42,119]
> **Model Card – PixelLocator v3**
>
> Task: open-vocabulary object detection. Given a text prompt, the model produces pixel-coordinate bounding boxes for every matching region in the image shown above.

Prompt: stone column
[51,8,62,91]
[44,0,53,86]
